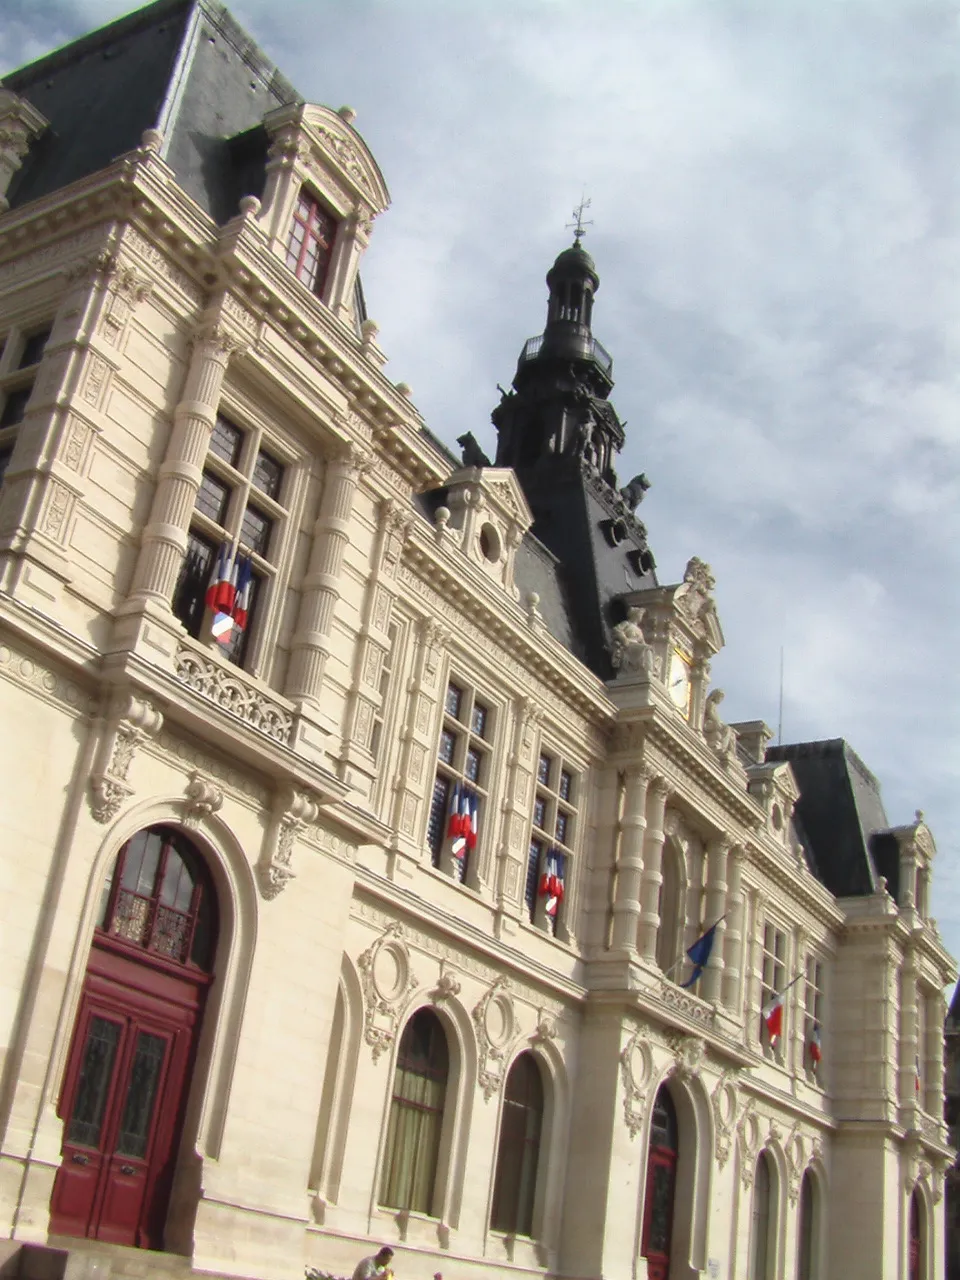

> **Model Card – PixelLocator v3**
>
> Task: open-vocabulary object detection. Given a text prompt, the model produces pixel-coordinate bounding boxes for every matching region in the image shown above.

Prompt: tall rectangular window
[526,749,578,935]
[427,678,493,884]
[171,412,288,671]
[0,325,51,494]
[286,189,338,297]
[760,923,787,1058]
[803,955,824,1079]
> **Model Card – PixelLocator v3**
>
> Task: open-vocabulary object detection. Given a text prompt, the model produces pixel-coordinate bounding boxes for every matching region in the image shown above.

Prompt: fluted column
[721,846,746,1012]
[699,836,729,1003]
[286,443,369,709]
[636,777,669,963]
[925,988,945,1123]
[610,764,652,952]
[129,326,242,604]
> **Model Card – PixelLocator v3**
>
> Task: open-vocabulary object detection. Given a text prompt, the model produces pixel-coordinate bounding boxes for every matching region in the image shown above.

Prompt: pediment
[445,466,533,537]
[264,103,390,214]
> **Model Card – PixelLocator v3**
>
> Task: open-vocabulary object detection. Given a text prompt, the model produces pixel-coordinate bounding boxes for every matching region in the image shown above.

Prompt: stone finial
[140,128,163,153]
[395,381,413,399]
[238,194,261,217]
[337,105,357,124]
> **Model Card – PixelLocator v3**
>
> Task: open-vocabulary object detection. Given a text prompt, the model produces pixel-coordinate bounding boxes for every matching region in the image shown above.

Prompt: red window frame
[286,189,338,297]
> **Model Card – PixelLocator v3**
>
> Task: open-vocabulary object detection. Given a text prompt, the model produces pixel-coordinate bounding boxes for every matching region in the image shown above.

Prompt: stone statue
[610,607,656,677]
[703,689,736,761]
[456,431,491,468]
[620,473,651,511]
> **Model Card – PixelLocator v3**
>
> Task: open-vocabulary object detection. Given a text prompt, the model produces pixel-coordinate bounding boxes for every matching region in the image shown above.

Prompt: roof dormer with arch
[258,101,391,328]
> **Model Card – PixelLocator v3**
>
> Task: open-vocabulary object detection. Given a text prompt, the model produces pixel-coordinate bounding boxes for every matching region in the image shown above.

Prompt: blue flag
[679,922,719,988]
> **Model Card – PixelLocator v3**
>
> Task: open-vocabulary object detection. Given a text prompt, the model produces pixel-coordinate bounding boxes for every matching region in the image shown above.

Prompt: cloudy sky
[4,1,960,971]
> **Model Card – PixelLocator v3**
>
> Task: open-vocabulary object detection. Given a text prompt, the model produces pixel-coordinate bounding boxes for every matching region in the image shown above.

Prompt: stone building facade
[0,4,954,1280]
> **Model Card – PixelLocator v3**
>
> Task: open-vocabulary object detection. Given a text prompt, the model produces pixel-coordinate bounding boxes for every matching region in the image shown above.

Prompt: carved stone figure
[703,689,736,761]
[620,472,650,511]
[610,607,655,677]
[456,431,491,468]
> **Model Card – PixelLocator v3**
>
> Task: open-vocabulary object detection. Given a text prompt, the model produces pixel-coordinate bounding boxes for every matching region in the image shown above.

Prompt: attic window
[286,188,338,297]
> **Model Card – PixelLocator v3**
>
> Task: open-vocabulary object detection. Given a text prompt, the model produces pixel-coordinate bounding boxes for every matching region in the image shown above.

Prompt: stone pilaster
[287,444,369,708]
[111,324,244,660]
[721,845,746,1012]
[699,836,729,1003]
[337,499,408,797]
[0,251,150,607]
[899,950,919,1119]
[610,763,652,952]
[745,889,766,1050]
[636,777,669,964]
[387,617,448,883]
[494,697,541,941]
[925,987,946,1128]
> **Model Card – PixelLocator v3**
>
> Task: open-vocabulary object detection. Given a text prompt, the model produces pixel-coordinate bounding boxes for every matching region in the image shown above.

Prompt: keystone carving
[89,693,163,822]
[258,786,321,899]
[665,1030,706,1080]
[430,962,461,1004]
[182,771,223,828]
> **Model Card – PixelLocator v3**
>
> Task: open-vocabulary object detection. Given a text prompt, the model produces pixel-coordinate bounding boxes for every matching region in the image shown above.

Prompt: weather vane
[566,194,593,245]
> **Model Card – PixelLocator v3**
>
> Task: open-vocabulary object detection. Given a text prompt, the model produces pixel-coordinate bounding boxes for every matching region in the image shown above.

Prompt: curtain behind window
[379,1010,449,1214]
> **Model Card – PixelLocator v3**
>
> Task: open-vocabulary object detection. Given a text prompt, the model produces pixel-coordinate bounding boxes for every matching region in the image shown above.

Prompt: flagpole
[666,914,729,980]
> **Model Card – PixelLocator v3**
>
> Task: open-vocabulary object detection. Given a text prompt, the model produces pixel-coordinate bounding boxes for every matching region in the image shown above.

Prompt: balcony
[519,332,613,375]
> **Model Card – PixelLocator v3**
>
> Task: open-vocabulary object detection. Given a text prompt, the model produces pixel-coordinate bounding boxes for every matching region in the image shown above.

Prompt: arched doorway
[750,1151,773,1280]
[379,1008,450,1215]
[796,1170,816,1279]
[909,1187,923,1280]
[641,1086,679,1280]
[50,827,218,1249]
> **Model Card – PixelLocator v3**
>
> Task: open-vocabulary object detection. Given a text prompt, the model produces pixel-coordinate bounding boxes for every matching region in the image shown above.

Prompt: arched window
[379,1009,449,1215]
[909,1188,923,1280]
[656,844,682,974]
[490,1053,544,1236]
[641,1087,679,1280]
[96,826,216,970]
[750,1151,773,1280]
[797,1170,815,1279]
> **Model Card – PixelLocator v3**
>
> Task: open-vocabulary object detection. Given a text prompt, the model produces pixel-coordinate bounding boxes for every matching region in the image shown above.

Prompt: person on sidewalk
[352,1246,394,1280]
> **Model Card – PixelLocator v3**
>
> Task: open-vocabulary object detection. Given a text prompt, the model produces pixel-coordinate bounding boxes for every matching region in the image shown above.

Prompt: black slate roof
[765,739,887,898]
[3,0,299,222]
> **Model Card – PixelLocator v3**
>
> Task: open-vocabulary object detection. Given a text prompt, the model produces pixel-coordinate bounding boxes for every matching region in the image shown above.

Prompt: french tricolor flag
[539,850,565,917]
[233,555,253,632]
[205,542,237,616]
[447,785,478,858]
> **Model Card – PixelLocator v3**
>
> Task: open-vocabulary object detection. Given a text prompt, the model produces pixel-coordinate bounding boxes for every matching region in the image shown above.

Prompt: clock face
[669,651,692,713]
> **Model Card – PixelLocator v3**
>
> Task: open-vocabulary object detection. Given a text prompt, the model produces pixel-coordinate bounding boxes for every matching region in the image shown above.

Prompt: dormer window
[286,189,338,297]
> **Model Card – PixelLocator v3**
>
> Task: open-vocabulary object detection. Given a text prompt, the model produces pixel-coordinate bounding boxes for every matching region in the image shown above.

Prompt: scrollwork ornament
[665,1030,705,1080]
[357,922,418,1062]
[88,693,163,823]
[430,962,461,1004]
[258,786,320,899]
[182,771,223,828]
[710,1069,740,1169]
[619,1023,653,1139]
[472,976,515,1101]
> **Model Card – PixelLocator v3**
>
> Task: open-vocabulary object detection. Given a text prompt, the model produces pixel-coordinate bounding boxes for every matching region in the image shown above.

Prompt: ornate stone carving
[531,1011,557,1045]
[357,922,419,1062]
[710,1070,740,1168]
[665,1029,706,1080]
[657,978,716,1028]
[175,644,293,743]
[610,606,658,678]
[703,689,736,763]
[737,1102,761,1188]
[472,976,515,1101]
[89,693,164,822]
[259,787,321,899]
[430,962,461,1004]
[181,771,223,828]
[619,1024,654,1138]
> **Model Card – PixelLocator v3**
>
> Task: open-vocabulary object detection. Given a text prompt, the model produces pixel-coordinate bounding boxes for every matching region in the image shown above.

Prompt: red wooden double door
[50,828,216,1249]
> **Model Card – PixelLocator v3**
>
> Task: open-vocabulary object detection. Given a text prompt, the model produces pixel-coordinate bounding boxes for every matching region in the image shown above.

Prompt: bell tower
[491,206,656,677]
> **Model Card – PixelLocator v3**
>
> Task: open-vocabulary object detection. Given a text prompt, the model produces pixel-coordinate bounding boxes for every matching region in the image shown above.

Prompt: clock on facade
[668,650,692,715]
